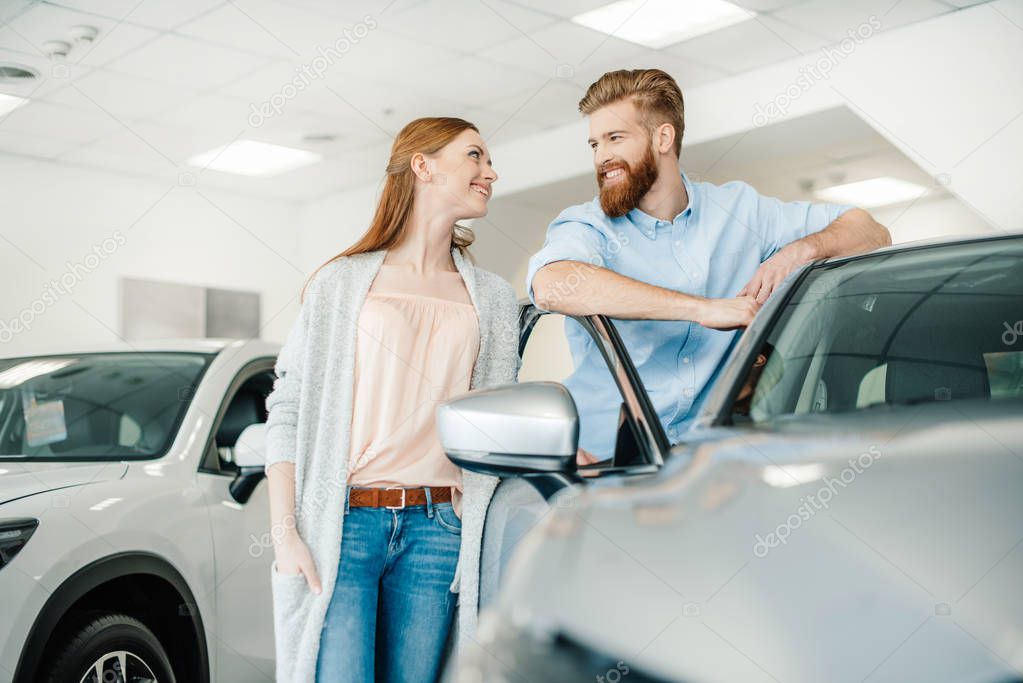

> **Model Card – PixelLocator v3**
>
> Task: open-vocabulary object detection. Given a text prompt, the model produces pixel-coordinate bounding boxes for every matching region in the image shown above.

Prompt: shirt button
[674,240,681,246]
[683,356,691,364]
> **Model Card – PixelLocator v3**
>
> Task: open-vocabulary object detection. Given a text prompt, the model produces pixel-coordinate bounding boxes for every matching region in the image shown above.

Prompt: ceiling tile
[43,68,200,119]
[572,49,730,91]
[78,120,230,165]
[178,0,371,58]
[0,128,82,158]
[0,47,92,99]
[730,0,816,11]
[157,92,259,135]
[494,0,615,19]
[773,0,952,41]
[48,0,227,30]
[397,55,548,105]
[462,107,549,147]
[0,3,133,53]
[73,21,161,67]
[665,15,820,74]
[487,79,588,129]
[480,19,646,78]
[104,33,269,89]
[0,99,122,143]
[383,0,558,53]
[319,28,461,78]
[58,143,173,177]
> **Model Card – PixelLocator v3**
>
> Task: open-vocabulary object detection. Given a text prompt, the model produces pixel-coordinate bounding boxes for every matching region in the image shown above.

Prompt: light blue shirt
[525,169,853,459]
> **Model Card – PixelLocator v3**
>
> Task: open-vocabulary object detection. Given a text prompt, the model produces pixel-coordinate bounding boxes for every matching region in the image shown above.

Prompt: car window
[212,369,274,472]
[732,239,1023,423]
[0,353,211,459]
[521,312,653,471]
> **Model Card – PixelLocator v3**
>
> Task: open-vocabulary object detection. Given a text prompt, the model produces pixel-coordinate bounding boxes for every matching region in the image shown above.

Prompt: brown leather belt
[348,486,452,509]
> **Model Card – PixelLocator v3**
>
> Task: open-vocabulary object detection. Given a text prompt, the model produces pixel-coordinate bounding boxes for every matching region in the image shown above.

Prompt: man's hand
[576,447,604,477]
[739,241,814,304]
[695,296,761,330]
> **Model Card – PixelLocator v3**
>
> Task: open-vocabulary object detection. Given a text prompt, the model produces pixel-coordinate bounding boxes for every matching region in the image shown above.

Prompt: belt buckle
[385,486,406,510]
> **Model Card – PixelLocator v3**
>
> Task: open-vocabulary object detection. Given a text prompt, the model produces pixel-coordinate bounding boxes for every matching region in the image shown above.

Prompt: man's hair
[578,68,685,158]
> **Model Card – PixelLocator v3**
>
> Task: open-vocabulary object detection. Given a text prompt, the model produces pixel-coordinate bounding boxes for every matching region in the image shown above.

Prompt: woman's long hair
[300,117,479,303]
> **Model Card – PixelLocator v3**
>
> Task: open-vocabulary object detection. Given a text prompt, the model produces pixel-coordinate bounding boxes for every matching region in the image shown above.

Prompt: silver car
[440,233,1023,683]
[0,340,281,683]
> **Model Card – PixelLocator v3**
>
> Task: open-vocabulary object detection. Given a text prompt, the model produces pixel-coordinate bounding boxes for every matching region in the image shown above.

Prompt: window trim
[518,303,668,470]
[197,356,277,477]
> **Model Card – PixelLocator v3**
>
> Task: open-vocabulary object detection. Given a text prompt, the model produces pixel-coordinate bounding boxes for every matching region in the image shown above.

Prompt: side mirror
[230,423,267,504]
[437,382,579,479]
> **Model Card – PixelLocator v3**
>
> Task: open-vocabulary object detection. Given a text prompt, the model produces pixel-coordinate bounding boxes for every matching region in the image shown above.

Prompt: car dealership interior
[1,1,1021,682]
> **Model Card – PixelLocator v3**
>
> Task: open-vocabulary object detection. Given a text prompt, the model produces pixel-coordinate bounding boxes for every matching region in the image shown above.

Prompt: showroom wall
[0,155,302,357]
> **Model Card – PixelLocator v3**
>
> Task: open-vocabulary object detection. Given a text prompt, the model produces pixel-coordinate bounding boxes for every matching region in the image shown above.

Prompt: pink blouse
[347,291,480,518]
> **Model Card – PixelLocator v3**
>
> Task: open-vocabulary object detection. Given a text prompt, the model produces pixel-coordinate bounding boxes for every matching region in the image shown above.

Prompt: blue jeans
[315,486,462,683]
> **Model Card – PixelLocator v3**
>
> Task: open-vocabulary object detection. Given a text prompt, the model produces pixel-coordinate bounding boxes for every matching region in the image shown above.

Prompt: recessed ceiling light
[0,92,28,116]
[815,177,929,207]
[0,63,39,84]
[571,0,756,49]
[188,140,323,177]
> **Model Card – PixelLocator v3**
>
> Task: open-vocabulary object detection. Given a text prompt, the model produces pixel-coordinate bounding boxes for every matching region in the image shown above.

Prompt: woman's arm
[264,277,323,592]
[267,462,321,593]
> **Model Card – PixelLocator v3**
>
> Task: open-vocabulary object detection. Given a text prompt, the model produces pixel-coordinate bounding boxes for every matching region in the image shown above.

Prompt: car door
[194,358,276,682]
[479,303,669,607]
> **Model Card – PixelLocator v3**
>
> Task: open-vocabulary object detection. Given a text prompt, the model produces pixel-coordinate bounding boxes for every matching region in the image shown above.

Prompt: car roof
[820,229,1022,265]
[0,337,281,361]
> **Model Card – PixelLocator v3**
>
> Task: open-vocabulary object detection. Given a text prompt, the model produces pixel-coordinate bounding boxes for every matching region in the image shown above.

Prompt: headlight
[0,518,39,570]
[453,611,673,683]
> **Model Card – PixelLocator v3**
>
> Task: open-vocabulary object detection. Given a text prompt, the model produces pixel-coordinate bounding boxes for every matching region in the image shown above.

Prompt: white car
[0,339,282,683]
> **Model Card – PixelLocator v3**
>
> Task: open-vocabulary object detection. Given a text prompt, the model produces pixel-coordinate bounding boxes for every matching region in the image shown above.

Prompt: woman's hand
[275,532,322,594]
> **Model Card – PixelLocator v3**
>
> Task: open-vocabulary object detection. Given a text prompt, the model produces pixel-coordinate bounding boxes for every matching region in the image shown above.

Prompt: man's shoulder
[694,175,758,201]
[553,195,609,229]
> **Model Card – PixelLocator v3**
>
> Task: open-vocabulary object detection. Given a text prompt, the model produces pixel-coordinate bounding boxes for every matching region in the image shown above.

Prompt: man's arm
[740,207,892,303]
[532,260,760,330]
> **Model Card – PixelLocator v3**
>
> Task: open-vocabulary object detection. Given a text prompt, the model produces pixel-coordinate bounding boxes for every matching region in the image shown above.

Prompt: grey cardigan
[263,247,520,683]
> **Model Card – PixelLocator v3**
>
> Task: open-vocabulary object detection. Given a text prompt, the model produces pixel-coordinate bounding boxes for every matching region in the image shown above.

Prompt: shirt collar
[627,168,697,240]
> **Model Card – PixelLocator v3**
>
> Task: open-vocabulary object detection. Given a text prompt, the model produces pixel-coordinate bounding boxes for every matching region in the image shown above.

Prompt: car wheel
[43,612,177,683]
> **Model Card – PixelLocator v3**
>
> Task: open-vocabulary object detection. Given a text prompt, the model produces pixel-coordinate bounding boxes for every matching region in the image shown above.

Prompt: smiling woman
[263,116,517,683]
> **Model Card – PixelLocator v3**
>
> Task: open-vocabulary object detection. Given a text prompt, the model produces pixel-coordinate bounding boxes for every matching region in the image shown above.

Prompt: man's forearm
[797,207,892,260]
[532,260,704,320]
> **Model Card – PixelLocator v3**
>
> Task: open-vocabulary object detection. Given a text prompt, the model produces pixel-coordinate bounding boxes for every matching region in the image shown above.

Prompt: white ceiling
[0,0,988,201]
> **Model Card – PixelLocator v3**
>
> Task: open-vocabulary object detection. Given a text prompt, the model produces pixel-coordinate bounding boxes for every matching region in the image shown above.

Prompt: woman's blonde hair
[300,116,478,303]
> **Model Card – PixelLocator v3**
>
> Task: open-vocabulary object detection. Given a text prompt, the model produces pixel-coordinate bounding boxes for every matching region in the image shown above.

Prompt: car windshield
[0,352,212,459]
[735,238,1023,423]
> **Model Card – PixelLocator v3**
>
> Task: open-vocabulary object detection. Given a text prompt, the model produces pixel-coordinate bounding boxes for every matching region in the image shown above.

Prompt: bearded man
[526,68,891,462]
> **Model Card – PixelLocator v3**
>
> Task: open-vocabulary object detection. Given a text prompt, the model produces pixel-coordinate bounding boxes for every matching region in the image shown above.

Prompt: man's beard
[597,144,659,218]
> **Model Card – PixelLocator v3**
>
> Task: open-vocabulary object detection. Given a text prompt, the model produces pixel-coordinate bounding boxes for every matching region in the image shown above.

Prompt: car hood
[0,461,128,506]
[504,399,1023,682]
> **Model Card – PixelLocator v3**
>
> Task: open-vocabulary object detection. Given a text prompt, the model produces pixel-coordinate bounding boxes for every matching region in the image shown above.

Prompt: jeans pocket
[432,503,462,535]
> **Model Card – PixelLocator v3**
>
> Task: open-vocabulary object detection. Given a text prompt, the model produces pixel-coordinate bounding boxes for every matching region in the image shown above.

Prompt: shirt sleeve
[264,275,321,474]
[525,214,608,309]
[754,188,855,262]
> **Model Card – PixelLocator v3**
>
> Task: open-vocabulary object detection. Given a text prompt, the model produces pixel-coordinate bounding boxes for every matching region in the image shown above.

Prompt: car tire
[43,612,177,683]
